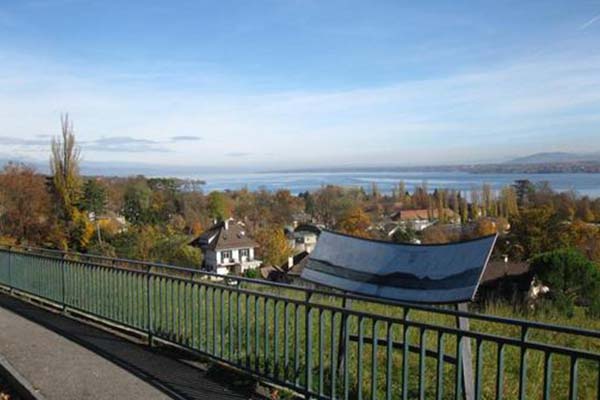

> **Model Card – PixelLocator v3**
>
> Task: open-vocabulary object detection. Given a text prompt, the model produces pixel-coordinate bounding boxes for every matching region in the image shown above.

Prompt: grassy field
[1,251,599,399]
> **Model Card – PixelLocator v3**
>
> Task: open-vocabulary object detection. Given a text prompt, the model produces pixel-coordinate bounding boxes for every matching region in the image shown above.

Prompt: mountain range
[507,152,600,164]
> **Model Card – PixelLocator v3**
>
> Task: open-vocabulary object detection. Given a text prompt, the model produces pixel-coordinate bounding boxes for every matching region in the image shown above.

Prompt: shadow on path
[0,293,258,400]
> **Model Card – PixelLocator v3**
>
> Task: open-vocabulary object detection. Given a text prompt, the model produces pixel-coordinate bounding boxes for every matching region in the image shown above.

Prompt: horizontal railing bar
[348,334,458,365]
[4,245,599,341]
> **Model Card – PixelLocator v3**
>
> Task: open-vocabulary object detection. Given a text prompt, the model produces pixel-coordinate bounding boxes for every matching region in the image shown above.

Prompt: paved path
[0,293,258,400]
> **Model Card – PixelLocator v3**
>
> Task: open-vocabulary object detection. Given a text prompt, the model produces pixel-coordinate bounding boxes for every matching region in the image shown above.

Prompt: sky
[1,0,600,171]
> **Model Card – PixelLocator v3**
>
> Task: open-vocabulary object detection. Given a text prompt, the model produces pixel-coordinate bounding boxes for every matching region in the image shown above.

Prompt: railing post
[7,246,13,293]
[146,266,153,347]
[305,290,313,397]
[456,302,474,400]
[61,253,67,310]
[518,326,529,400]
[337,293,351,373]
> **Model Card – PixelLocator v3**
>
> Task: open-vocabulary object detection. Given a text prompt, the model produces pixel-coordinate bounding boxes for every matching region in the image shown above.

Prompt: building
[190,219,261,275]
[285,224,321,254]
[292,224,320,253]
[391,208,460,231]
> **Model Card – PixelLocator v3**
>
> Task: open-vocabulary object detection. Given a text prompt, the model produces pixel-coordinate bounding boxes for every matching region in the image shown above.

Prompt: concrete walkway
[0,293,258,400]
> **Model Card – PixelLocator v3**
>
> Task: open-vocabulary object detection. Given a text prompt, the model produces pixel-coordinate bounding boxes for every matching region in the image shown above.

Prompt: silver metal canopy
[302,230,497,304]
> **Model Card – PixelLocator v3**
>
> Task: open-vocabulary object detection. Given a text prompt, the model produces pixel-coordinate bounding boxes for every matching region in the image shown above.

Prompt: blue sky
[1,0,600,170]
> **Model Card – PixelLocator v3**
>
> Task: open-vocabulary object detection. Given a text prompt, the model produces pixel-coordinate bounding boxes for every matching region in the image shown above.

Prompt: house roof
[392,208,457,221]
[480,260,530,285]
[190,220,258,251]
[294,224,322,235]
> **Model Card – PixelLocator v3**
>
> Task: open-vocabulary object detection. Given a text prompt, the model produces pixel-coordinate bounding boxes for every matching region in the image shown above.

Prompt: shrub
[530,248,600,315]
[244,268,259,279]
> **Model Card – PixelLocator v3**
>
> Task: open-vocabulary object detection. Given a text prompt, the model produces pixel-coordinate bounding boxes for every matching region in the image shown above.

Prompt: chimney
[288,256,294,269]
[224,219,229,230]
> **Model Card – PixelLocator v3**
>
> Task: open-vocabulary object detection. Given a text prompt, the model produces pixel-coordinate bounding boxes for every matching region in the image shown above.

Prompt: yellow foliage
[191,221,204,236]
[98,218,121,237]
[0,236,17,247]
[473,218,498,237]
[254,226,293,267]
[71,209,94,250]
[337,207,372,238]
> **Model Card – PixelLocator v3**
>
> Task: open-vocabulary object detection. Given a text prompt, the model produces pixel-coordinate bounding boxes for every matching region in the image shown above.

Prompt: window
[239,248,250,259]
[221,250,232,263]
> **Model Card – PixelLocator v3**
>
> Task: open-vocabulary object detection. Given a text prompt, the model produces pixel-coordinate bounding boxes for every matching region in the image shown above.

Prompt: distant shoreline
[266,162,600,175]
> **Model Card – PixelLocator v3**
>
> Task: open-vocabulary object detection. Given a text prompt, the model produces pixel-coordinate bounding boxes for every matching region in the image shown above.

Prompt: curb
[0,354,46,400]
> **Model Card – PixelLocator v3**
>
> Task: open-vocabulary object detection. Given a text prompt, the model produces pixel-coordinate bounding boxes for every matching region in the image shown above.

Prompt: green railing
[0,246,599,399]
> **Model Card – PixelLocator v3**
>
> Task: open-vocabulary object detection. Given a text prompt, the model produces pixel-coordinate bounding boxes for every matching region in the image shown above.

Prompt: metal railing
[0,246,599,399]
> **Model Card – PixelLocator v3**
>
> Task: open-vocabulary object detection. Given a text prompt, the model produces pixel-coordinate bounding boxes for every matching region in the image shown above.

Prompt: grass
[1,251,599,399]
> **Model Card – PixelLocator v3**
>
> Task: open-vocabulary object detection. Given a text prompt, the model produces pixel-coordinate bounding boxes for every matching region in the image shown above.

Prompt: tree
[122,180,153,225]
[81,179,107,215]
[562,220,600,263]
[499,186,519,218]
[513,179,534,208]
[254,226,293,267]
[391,224,417,243]
[576,196,595,222]
[472,218,498,238]
[50,114,82,220]
[530,248,600,315]
[0,163,52,244]
[49,115,92,250]
[312,186,354,228]
[421,225,453,244]
[207,191,231,222]
[412,182,429,209]
[337,206,371,238]
[508,206,559,260]
[397,181,406,203]
[272,190,300,225]
[459,194,468,224]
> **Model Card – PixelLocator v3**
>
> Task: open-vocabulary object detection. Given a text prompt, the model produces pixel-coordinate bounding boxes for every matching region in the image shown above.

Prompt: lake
[188,171,600,197]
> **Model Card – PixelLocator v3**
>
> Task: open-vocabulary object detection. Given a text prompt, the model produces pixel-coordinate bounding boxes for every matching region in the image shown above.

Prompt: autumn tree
[508,206,560,260]
[311,186,354,228]
[0,163,52,244]
[254,226,293,266]
[207,191,231,222]
[422,225,452,244]
[472,218,498,238]
[271,190,300,225]
[337,206,372,238]
[499,186,519,218]
[576,196,595,222]
[51,115,82,220]
[49,115,93,250]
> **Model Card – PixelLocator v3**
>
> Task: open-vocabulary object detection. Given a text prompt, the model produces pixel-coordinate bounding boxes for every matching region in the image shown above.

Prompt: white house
[285,224,321,254]
[191,219,261,275]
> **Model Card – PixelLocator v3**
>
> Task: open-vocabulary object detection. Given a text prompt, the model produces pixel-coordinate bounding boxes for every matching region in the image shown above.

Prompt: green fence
[0,246,599,400]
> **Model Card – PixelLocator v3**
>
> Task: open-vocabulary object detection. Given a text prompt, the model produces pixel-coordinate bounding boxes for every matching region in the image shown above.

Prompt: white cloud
[0,47,599,168]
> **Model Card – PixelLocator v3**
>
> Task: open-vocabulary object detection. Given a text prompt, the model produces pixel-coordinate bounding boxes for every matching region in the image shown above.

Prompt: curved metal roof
[301,230,497,304]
